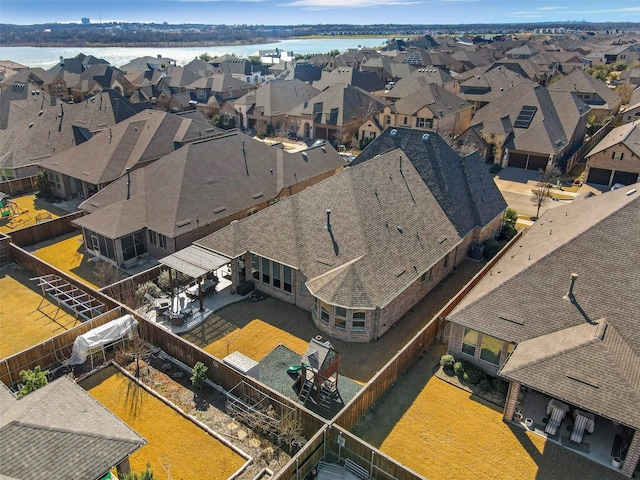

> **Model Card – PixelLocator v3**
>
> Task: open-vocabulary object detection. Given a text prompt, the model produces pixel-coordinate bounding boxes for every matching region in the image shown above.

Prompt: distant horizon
[2,0,639,27]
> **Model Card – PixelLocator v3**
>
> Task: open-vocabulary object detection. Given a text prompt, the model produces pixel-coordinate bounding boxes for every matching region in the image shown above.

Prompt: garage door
[586,167,612,185]
[526,155,548,171]
[612,170,639,186]
[508,152,527,169]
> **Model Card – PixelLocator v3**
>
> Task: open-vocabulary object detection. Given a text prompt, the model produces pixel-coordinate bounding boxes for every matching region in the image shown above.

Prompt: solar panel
[513,105,537,129]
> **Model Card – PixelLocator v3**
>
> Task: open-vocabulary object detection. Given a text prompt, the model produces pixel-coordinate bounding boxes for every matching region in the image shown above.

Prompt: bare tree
[531,168,561,220]
[340,96,383,149]
[93,260,120,288]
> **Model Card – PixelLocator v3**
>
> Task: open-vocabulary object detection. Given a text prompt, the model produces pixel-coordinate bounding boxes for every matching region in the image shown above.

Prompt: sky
[1,0,639,26]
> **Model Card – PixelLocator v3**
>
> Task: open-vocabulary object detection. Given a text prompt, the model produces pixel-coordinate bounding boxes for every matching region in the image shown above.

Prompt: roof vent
[422,133,430,141]
[390,129,398,136]
[626,188,637,196]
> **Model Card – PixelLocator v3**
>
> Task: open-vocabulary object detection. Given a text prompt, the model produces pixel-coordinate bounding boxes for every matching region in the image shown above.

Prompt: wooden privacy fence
[99,264,164,306]
[0,176,37,196]
[565,114,620,174]
[6,211,84,247]
[0,234,12,266]
[334,230,523,431]
[0,308,123,387]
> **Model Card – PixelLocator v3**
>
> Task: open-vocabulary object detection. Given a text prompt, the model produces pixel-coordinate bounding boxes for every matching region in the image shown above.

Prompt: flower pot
[612,457,622,468]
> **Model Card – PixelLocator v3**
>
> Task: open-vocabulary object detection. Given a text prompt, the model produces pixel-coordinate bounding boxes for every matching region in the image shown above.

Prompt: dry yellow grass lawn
[363,350,624,480]
[85,367,245,480]
[31,233,101,289]
[0,268,79,359]
[0,194,67,233]
[201,319,310,361]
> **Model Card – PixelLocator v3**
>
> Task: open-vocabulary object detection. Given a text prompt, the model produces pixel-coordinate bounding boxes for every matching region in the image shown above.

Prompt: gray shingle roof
[39,109,216,185]
[353,127,507,236]
[197,131,504,309]
[235,79,320,118]
[74,132,345,239]
[448,185,640,427]
[0,376,144,480]
[312,68,385,93]
[586,121,640,158]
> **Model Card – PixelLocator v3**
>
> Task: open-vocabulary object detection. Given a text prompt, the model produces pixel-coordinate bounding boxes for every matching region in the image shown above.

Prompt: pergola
[158,245,230,311]
[32,274,106,321]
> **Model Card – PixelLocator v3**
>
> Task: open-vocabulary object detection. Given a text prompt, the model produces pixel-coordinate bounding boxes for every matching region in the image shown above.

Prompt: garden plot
[82,365,247,480]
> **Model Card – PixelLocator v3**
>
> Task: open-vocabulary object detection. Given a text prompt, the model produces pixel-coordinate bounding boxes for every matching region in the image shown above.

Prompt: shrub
[463,367,482,385]
[493,377,509,396]
[453,361,465,377]
[483,238,500,259]
[157,270,171,291]
[18,366,49,398]
[191,361,208,389]
[478,378,492,392]
[440,354,455,371]
[135,281,161,299]
[123,463,154,480]
[489,163,503,174]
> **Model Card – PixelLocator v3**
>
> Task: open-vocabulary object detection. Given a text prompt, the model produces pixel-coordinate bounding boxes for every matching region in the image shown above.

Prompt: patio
[514,388,632,473]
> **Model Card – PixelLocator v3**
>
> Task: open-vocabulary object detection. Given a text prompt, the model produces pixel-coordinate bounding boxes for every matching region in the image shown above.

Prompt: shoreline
[0,35,391,49]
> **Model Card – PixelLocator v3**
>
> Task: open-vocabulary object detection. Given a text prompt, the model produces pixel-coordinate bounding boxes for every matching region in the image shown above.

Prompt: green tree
[501,207,518,240]
[35,170,53,200]
[191,361,208,389]
[18,366,48,398]
[198,53,212,62]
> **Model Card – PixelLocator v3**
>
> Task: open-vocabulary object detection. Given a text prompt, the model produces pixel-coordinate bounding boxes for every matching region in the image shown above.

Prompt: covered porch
[508,386,637,476]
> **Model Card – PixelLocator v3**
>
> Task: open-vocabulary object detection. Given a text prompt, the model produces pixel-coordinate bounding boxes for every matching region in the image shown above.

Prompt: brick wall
[585,144,640,186]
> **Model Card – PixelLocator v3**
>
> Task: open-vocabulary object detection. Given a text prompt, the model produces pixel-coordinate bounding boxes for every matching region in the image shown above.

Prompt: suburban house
[312,67,386,94]
[233,79,320,133]
[195,128,506,342]
[381,67,459,101]
[0,86,148,181]
[548,68,622,123]
[583,121,640,187]
[73,132,345,268]
[459,82,590,170]
[445,186,640,478]
[287,84,387,143]
[38,109,217,200]
[359,83,473,142]
[119,55,177,73]
[0,376,144,479]
[458,64,536,112]
[359,56,416,84]
[186,73,254,104]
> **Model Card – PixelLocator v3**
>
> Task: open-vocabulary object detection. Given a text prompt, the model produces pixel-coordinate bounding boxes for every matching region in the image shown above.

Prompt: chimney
[126,168,131,200]
[563,273,578,303]
[59,56,64,66]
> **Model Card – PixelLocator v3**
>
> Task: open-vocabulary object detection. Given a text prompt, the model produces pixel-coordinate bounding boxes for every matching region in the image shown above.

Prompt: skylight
[513,105,537,129]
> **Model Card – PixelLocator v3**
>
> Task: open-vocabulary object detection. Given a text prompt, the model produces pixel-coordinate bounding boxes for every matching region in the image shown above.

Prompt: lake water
[0,37,392,69]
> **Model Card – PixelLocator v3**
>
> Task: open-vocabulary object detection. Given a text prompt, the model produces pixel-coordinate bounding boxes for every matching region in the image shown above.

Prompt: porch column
[115,457,131,477]
[622,429,640,477]
[503,381,522,422]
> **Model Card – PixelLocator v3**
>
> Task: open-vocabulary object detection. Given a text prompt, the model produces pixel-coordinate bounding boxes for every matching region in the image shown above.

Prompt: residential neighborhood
[1,24,640,480]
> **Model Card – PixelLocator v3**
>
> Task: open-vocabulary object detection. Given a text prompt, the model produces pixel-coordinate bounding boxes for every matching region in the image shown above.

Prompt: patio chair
[544,406,565,436]
[570,413,589,444]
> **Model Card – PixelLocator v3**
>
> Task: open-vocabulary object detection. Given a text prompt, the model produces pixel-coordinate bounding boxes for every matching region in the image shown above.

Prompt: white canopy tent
[67,314,138,366]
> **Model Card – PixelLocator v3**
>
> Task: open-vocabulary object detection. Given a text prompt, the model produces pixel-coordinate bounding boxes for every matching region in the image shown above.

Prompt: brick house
[445,186,640,478]
[584,122,640,187]
[196,128,506,342]
[73,132,345,269]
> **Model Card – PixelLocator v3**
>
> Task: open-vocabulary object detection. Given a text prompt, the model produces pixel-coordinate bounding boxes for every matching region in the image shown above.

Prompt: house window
[48,172,62,190]
[320,301,330,323]
[121,230,147,262]
[480,334,504,366]
[461,328,478,357]
[272,261,281,288]
[403,117,408,125]
[335,306,346,329]
[148,230,157,246]
[352,310,366,331]
[148,230,167,249]
[612,151,624,160]
[197,90,206,100]
[443,253,450,268]
[299,281,308,294]
[385,115,391,125]
[158,234,167,249]
[251,254,260,280]
[283,265,292,293]
[420,269,432,284]
[416,117,433,129]
[261,257,270,284]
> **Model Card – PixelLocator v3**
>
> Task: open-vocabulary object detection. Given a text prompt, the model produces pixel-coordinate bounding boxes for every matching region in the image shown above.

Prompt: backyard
[0,194,68,233]
[82,364,247,480]
[352,344,626,480]
[0,264,79,359]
